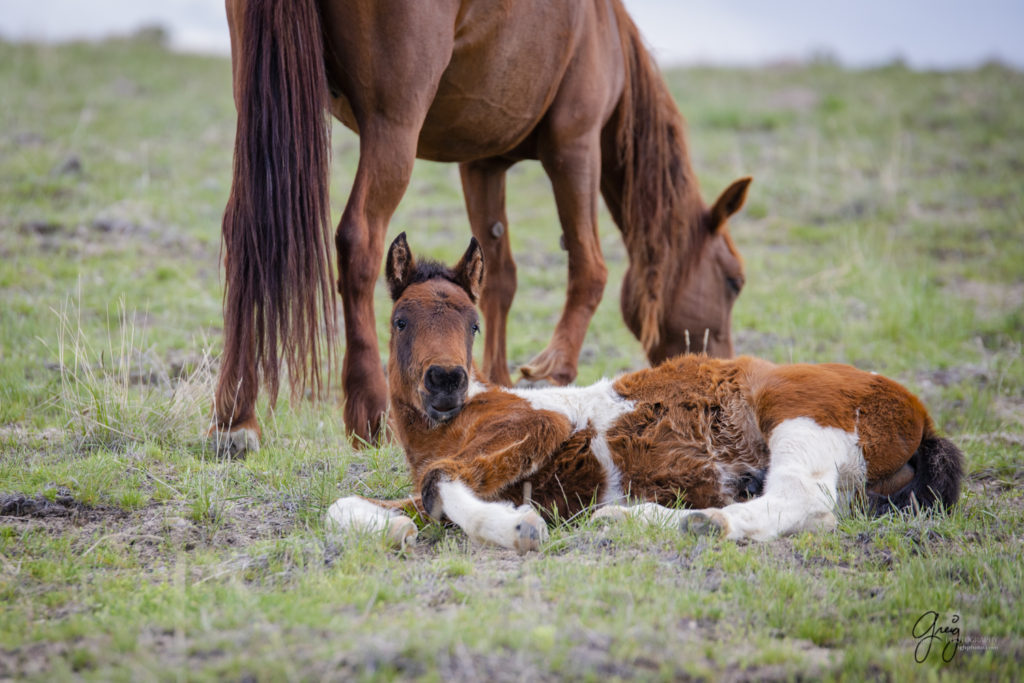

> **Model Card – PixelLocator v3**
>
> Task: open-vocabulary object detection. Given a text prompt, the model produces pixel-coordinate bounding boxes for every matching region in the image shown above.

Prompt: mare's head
[385,233,484,426]
[623,177,751,364]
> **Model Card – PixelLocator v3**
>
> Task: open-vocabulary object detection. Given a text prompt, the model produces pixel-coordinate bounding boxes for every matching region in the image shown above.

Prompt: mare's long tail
[217,0,335,422]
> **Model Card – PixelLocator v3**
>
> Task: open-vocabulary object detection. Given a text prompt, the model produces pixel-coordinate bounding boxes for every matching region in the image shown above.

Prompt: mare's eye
[394,318,407,331]
[471,322,481,335]
[726,276,743,295]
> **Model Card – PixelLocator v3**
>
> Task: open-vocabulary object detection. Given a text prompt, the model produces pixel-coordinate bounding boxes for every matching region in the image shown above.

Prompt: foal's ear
[386,232,417,301]
[708,177,752,234]
[453,237,485,303]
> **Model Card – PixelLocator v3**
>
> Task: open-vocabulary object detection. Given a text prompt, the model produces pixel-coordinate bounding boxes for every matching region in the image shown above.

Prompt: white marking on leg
[688,417,864,541]
[638,502,692,525]
[506,379,633,504]
[325,496,416,547]
[438,479,547,552]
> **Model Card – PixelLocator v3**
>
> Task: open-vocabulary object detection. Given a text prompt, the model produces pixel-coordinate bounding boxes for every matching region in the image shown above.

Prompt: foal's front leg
[326,495,422,549]
[428,477,547,554]
[415,412,573,552]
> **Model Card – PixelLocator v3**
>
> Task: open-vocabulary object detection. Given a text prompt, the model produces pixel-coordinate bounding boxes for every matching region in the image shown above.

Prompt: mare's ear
[453,237,485,303]
[708,177,752,234]
[386,232,416,301]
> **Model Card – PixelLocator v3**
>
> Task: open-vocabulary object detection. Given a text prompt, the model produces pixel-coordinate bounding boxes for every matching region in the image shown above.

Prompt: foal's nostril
[424,365,468,395]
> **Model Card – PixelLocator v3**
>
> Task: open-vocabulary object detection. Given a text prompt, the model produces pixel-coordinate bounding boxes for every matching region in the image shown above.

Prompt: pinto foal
[328,235,964,551]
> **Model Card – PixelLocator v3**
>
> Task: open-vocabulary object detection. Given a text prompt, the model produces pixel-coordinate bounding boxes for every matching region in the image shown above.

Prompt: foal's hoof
[591,505,629,523]
[513,511,548,554]
[680,511,725,537]
[207,427,259,458]
[386,515,418,550]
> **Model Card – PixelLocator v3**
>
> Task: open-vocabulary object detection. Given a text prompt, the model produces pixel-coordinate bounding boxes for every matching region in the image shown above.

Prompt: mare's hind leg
[681,418,862,541]
[335,125,420,443]
[209,290,260,456]
[321,3,457,442]
[460,158,516,386]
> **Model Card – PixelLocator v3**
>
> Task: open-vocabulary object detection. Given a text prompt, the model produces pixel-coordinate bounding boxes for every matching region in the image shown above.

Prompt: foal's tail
[217,0,335,419]
[870,429,964,514]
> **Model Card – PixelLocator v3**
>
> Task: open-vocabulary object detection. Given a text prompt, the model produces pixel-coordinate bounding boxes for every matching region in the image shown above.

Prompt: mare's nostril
[424,365,468,395]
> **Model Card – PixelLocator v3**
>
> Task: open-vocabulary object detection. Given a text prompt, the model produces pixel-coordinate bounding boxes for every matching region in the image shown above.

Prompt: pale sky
[0,0,1021,69]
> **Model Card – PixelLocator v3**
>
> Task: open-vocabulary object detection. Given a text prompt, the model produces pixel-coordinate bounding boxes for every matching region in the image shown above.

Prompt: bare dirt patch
[0,489,95,519]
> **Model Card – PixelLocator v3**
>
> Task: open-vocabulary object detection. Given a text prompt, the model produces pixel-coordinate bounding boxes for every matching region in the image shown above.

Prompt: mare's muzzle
[421,365,468,423]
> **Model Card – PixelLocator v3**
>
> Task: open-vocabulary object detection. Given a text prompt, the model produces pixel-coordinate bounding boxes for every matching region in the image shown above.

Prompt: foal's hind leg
[680,418,863,541]
[461,158,516,386]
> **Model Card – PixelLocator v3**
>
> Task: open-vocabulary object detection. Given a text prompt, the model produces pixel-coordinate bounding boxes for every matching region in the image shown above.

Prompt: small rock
[19,220,62,235]
[52,155,83,176]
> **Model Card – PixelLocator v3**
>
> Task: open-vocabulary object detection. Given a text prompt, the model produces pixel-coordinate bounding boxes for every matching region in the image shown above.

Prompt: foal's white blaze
[508,379,634,504]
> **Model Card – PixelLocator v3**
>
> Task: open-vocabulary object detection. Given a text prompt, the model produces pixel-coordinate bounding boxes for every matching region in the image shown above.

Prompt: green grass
[1,34,1023,680]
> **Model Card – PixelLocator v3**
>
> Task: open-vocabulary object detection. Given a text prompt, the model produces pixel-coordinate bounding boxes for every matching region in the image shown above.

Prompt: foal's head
[385,233,484,425]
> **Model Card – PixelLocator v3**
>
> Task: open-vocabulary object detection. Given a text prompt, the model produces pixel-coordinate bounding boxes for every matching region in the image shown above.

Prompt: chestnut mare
[327,235,964,551]
[213,0,752,450]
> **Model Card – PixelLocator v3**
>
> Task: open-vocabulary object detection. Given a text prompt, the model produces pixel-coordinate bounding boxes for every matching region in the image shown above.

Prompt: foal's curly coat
[328,235,963,551]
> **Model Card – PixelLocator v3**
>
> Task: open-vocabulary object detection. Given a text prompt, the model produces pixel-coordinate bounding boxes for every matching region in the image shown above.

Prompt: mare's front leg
[460,158,517,386]
[520,133,607,385]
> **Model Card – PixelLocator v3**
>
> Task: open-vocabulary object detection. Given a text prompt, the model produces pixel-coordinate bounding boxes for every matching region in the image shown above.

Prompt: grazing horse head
[385,233,483,425]
[639,177,751,364]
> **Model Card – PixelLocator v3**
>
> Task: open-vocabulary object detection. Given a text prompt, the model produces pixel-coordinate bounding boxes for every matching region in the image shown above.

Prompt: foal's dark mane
[390,259,462,302]
[609,1,708,352]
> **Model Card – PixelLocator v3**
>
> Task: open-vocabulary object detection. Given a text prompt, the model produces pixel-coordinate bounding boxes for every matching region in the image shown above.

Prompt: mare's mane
[610,0,708,352]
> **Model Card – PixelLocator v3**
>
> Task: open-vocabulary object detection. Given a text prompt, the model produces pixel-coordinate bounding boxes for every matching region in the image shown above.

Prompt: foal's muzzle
[421,365,468,423]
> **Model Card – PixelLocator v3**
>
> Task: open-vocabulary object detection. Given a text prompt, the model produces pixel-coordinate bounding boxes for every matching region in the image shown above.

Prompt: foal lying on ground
[328,235,964,551]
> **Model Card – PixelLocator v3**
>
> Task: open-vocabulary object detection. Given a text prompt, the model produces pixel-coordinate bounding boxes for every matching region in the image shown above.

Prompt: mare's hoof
[386,515,418,550]
[513,511,548,554]
[680,511,725,537]
[519,347,575,386]
[207,427,259,458]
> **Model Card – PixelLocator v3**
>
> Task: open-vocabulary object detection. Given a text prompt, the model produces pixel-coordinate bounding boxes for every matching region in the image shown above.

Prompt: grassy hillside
[1,33,1022,680]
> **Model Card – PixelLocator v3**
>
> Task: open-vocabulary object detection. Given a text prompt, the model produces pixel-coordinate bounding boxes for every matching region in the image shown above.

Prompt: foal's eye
[393,318,407,331]
[471,322,481,335]
[726,276,743,295]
